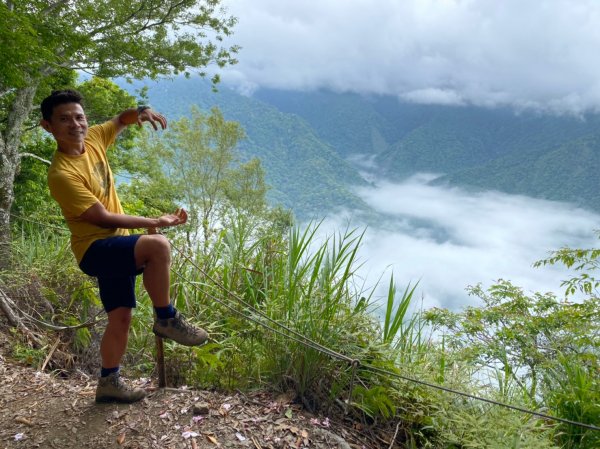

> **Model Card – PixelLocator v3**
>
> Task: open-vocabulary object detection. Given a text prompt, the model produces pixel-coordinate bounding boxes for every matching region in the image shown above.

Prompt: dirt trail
[0,355,372,449]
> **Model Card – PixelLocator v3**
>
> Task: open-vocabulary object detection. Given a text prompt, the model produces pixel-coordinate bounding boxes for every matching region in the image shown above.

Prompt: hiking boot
[152,310,208,346]
[95,372,146,404]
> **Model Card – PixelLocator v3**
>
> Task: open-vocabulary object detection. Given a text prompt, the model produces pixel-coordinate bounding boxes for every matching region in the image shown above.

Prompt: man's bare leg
[100,307,131,369]
[96,306,146,403]
[134,234,171,307]
[133,234,208,346]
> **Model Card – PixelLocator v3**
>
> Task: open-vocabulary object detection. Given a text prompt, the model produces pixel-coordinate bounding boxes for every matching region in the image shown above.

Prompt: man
[41,89,207,403]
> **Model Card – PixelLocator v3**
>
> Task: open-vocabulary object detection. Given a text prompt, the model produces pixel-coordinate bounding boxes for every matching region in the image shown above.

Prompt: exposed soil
[0,352,383,449]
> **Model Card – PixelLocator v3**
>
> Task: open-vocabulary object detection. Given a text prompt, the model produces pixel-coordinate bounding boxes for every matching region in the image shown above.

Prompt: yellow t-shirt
[48,121,128,264]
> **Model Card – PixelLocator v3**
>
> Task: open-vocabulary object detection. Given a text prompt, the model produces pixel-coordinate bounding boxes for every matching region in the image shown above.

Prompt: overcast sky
[220,0,600,114]
[317,174,600,312]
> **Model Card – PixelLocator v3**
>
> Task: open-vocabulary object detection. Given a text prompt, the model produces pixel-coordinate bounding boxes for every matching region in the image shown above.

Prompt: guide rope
[170,263,354,363]
[168,240,600,432]
[17,308,103,331]
[7,213,600,432]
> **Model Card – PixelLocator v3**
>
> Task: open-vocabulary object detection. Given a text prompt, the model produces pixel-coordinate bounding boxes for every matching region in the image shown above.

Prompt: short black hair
[40,89,84,121]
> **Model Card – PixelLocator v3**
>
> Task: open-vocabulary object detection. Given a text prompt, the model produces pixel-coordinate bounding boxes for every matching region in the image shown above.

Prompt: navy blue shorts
[79,235,144,313]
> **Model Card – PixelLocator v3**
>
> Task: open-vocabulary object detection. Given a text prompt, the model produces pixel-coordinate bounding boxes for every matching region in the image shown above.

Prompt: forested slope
[257,88,600,212]
[121,79,368,218]
[124,78,600,213]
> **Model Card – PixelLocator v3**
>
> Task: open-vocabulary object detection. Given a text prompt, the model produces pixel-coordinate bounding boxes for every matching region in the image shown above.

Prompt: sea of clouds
[315,174,600,314]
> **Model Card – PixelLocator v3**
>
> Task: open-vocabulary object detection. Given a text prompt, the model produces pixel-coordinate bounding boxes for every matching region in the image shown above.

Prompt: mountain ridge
[255,87,600,212]
[120,78,600,214]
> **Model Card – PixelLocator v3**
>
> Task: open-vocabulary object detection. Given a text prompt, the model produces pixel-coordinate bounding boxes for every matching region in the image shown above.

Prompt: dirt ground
[0,351,387,449]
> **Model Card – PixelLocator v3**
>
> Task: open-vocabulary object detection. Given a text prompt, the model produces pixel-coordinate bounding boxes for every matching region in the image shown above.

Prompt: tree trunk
[0,83,39,270]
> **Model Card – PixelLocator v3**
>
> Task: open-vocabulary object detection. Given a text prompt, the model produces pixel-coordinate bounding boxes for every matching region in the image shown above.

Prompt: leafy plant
[544,355,600,449]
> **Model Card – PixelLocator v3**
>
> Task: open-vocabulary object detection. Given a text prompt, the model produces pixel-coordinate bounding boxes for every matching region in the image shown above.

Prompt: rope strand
[7,213,599,432]
[169,240,600,432]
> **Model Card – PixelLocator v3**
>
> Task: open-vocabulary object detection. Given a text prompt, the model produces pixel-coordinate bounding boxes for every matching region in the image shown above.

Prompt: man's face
[41,102,88,149]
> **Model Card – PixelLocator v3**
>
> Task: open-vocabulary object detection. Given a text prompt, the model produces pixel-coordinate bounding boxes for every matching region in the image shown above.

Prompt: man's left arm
[111,107,167,136]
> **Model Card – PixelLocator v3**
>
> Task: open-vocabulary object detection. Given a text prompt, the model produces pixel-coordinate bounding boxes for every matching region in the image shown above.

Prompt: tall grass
[128,220,427,404]
[545,355,600,449]
[4,221,101,370]
[6,221,99,318]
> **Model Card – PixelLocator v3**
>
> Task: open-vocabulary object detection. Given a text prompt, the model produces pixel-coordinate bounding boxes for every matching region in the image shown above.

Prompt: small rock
[192,402,210,416]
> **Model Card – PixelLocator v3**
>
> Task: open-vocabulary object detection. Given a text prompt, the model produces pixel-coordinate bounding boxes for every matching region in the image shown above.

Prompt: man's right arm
[111,107,167,136]
[80,202,187,230]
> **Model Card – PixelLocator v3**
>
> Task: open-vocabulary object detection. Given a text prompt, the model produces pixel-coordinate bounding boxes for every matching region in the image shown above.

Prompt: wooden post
[148,226,167,388]
[155,334,167,388]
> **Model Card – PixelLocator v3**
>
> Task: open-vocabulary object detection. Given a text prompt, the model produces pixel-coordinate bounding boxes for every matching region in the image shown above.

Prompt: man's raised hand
[137,108,167,131]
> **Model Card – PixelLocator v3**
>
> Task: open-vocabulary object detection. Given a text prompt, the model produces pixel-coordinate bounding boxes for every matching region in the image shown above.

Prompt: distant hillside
[120,78,600,214]
[441,133,600,210]
[255,88,600,212]
[119,79,369,219]
[254,89,395,157]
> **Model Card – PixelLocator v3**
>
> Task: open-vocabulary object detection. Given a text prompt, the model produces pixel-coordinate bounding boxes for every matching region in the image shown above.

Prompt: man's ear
[40,119,51,133]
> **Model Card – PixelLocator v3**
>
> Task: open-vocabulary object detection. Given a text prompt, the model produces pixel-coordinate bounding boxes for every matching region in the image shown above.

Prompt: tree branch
[42,0,69,15]
[19,152,51,165]
[0,285,21,328]
[86,0,180,40]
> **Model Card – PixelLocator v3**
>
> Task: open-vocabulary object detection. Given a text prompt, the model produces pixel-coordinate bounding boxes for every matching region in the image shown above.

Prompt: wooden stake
[148,226,167,388]
[40,336,61,371]
[155,334,167,388]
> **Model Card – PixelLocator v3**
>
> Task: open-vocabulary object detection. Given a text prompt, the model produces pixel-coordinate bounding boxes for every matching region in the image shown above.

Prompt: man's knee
[135,234,171,266]
[107,307,132,332]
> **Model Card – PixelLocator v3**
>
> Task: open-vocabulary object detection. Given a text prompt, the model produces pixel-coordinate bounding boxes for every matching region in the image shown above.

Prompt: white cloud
[400,88,465,106]
[316,174,600,313]
[221,0,600,113]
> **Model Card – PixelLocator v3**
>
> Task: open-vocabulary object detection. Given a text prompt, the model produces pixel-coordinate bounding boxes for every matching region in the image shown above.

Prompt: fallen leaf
[252,435,264,449]
[15,417,33,426]
[182,431,199,439]
[235,432,246,441]
[285,408,293,419]
[206,434,219,444]
[117,433,126,445]
[14,433,25,441]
